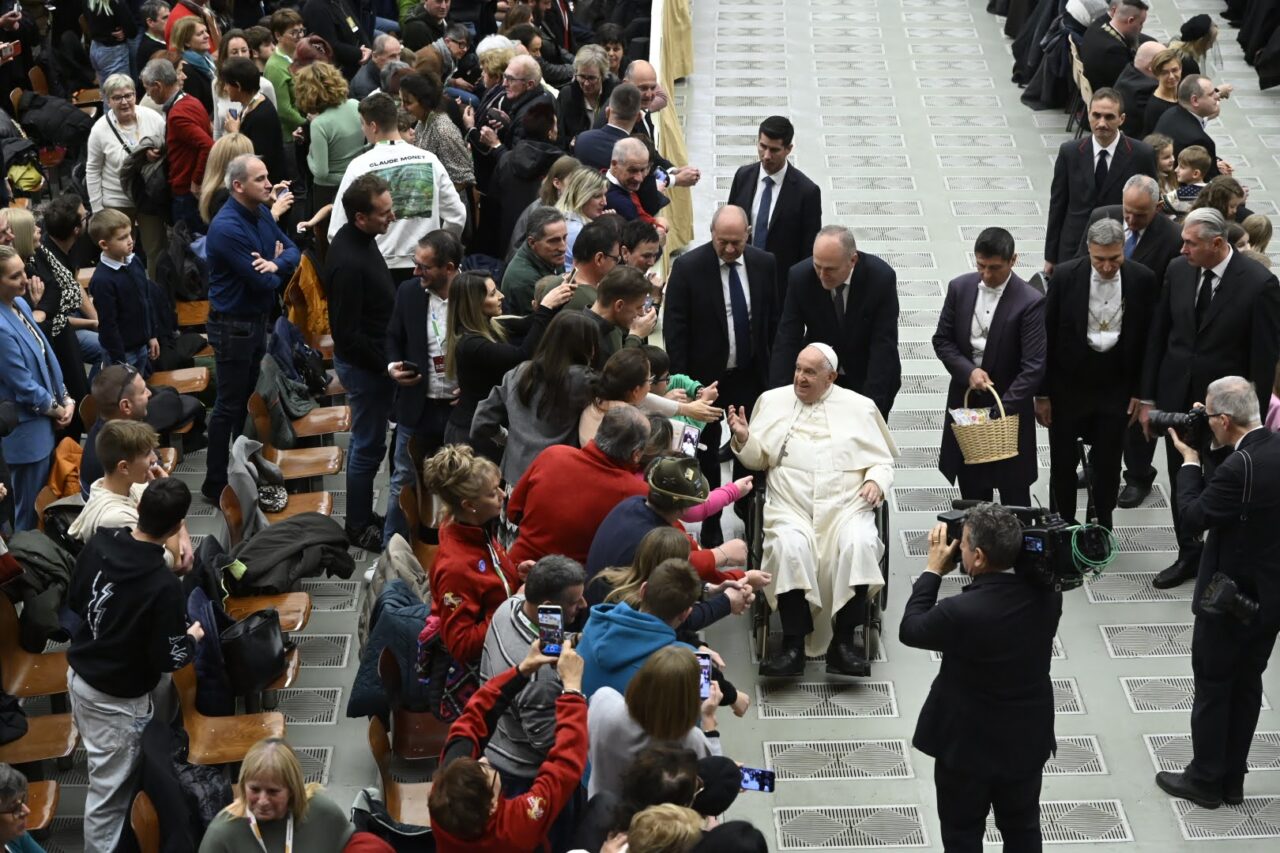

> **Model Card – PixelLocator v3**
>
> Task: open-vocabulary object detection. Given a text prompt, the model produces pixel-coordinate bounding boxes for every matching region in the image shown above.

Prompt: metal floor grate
[893,486,961,513]
[825,154,911,170]
[938,153,1022,170]
[959,225,1046,242]
[764,739,913,780]
[853,226,929,242]
[923,94,1001,108]
[899,342,938,361]
[1112,525,1179,552]
[295,633,353,668]
[1145,732,1280,773]
[890,448,940,471]
[1053,678,1086,715]
[832,201,922,217]
[39,817,88,853]
[1172,796,1280,840]
[276,687,342,724]
[872,252,936,269]
[823,134,907,149]
[1045,736,1108,775]
[820,114,902,127]
[295,745,333,784]
[756,681,897,720]
[830,175,915,191]
[896,375,951,395]
[774,805,929,849]
[933,133,1014,149]
[1086,572,1194,603]
[298,580,361,611]
[984,800,1133,844]
[888,409,941,431]
[1119,675,1264,713]
[894,279,943,297]
[54,747,89,786]
[1100,623,1193,658]
[899,310,940,328]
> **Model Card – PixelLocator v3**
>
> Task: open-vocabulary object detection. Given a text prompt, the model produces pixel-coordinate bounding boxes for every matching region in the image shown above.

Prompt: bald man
[1115,40,1164,137]
[664,205,779,547]
[620,59,702,188]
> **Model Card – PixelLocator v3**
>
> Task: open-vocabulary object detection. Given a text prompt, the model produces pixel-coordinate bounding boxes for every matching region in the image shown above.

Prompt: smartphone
[680,424,701,458]
[399,360,420,376]
[696,651,712,699]
[0,41,20,61]
[538,605,564,656]
[740,767,776,793]
[644,294,654,312]
[654,167,668,187]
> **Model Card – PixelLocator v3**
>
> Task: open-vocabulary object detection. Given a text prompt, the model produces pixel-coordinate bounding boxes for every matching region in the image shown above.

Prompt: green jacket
[502,243,564,316]
[264,51,305,135]
[668,374,703,427]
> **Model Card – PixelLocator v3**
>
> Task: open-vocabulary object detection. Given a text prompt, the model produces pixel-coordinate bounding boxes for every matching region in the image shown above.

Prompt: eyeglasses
[502,73,531,84]
[575,74,601,83]
[1,797,27,817]
[285,26,305,37]
[115,364,139,406]
[108,92,136,103]
[1205,411,1228,420]
[651,375,668,384]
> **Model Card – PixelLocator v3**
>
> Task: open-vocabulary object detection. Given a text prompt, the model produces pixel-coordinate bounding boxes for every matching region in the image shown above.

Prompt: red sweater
[433,666,587,852]
[165,93,213,195]
[165,1,220,50]
[428,520,518,665]
[508,441,647,566]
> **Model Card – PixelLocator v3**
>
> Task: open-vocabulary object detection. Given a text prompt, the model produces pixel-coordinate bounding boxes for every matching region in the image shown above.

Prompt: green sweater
[196,795,353,853]
[502,243,563,316]
[667,374,703,427]
[308,100,367,186]
[264,51,304,135]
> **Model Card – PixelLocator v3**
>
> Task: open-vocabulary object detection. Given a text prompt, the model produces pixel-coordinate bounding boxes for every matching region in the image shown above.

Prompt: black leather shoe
[1224,779,1244,806]
[1152,558,1197,590]
[1118,482,1152,508]
[760,637,805,677]
[1156,771,1223,809]
[826,636,871,677]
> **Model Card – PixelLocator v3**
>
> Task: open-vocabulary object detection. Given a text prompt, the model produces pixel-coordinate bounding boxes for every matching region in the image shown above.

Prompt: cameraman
[1157,376,1280,809]
[901,503,1063,852]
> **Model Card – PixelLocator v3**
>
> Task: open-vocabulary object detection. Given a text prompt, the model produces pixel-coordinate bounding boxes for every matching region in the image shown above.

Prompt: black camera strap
[1238,449,1254,522]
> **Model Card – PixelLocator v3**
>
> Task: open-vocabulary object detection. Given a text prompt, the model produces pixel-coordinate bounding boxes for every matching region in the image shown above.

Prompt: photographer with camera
[901,503,1063,852]
[1155,376,1280,809]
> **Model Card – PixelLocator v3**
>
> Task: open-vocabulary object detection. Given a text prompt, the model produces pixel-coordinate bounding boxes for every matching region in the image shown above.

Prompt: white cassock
[733,384,899,656]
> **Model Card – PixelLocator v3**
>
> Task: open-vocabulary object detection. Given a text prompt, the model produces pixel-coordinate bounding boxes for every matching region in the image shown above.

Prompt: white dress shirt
[753,161,788,235]
[1201,247,1234,299]
[1092,134,1119,171]
[720,257,752,370]
[1087,268,1122,352]
[426,290,458,399]
[969,274,1011,363]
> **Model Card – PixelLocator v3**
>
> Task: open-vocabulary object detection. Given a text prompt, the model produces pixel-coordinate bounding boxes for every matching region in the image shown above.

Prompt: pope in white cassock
[729,343,899,677]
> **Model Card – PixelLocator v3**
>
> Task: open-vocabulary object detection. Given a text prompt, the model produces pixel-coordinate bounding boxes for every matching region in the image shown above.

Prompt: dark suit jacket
[727,162,823,290]
[663,242,778,389]
[574,123,626,171]
[769,253,902,417]
[1141,252,1280,415]
[1045,134,1157,264]
[1079,204,1182,284]
[1039,255,1158,410]
[1114,63,1158,137]
[900,571,1063,779]
[1178,428,1280,634]
[385,278,445,427]
[1081,16,1133,91]
[1152,103,1220,180]
[933,273,1047,486]
[605,181,667,221]
[558,77,615,150]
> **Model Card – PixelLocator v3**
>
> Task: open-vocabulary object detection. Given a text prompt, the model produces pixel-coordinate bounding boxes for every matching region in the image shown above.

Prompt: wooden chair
[378,647,450,761]
[224,592,312,633]
[243,395,344,483]
[0,714,77,766]
[130,791,159,853]
[248,392,350,442]
[26,781,57,832]
[149,366,210,395]
[283,279,335,360]
[71,87,102,118]
[218,484,333,547]
[8,87,19,117]
[172,665,285,765]
[33,486,57,532]
[1067,39,1091,138]
[27,66,48,96]
[368,716,432,826]
[75,267,93,289]
[0,596,69,699]
[398,486,438,572]
[176,300,210,329]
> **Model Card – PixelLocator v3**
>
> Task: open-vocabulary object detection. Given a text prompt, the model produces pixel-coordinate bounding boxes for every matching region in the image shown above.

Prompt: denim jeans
[205,314,266,496]
[77,328,106,380]
[384,399,452,542]
[123,343,151,376]
[90,41,131,84]
[333,357,395,532]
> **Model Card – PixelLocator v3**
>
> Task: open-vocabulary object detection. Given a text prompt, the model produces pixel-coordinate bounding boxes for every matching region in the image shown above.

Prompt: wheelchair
[746,473,890,674]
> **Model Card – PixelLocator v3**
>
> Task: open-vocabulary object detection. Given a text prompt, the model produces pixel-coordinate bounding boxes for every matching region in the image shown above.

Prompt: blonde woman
[556,167,609,267]
[198,738,352,852]
[197,134,293,225]
[295,62,364,213]
[626,804,706,853]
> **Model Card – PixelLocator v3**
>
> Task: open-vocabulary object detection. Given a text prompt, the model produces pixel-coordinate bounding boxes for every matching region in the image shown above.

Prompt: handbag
[220,609,290,695]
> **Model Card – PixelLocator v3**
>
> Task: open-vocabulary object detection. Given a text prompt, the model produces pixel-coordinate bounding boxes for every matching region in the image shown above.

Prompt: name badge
[347,15,359,32]
[432,355,446,375]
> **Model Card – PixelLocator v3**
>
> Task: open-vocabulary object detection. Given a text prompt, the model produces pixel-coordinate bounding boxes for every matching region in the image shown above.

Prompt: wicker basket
[952,386,1020,465]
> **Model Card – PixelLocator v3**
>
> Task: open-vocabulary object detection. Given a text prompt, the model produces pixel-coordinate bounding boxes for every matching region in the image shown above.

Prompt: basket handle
[962,384,1008,420]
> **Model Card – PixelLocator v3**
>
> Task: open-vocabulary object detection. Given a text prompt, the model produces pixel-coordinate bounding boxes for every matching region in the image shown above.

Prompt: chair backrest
[27,66,48,96]
[34,486,57,531]
[0,596,24,667]
[367,715,392,779]
[246,393,276,453]
[171,664,203,732]
[399,485,421,548]
[130,792,160,853]
[80,394,98,428]
[8,87,19,116]
[176,300,210,328]
[219,485,245,548]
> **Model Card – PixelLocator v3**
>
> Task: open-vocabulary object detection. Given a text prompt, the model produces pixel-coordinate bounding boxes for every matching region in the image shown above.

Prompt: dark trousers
[1122,420,1159,487]
[694,367,761,544]
[958,475,1031,508]
[204,314,267,494]
[1164,435,1215,559]
[934,760,1043,853]
[1186,614,1280,789]
[1048,405,1126,528]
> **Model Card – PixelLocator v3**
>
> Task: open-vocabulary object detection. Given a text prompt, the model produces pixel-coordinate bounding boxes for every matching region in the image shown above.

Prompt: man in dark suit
[1140,208,1280,588]
[495,54,557,148]
[1081,175,1183,507]
[1114,41,1163,138]
[605,137,669,226]
[573,82,639,169]
[770,226,901,417]
[1152,74,1226,181]
[1036,218,1158,530]
[1156,376,1280,809]
[934,228,1046,506]
[1080,1,1147,92]
[726,116,823,295]
[1044,87,1157,277]
[902,504,1063,852]
[664,205,778,547]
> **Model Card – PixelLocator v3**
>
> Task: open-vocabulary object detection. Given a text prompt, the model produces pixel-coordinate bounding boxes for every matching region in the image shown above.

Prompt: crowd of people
[0,0,1277,851]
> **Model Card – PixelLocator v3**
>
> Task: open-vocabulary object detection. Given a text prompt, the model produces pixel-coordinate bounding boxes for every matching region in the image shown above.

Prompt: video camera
[937,503,1113,591]
[1147,407,1210,448]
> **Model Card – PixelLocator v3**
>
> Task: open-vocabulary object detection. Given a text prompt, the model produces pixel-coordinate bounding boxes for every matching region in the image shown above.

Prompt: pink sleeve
[680,482,742,523]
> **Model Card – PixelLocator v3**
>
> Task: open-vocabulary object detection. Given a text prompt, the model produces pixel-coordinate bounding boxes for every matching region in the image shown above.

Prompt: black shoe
[345,522,384,552]
[826,631,871,677]
[1152,558,1197,590]
[759,636,805,677]
[1156,771,1223,809]
[1224,780,1244,806]
[201,481,225,503]
[1118,482,1152,508]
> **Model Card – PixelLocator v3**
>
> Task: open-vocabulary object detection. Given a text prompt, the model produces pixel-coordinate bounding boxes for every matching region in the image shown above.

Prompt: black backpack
[155,221,209,303]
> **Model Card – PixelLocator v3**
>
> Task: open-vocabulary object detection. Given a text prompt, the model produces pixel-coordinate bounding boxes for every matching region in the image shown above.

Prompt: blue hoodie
[578,601,696,698]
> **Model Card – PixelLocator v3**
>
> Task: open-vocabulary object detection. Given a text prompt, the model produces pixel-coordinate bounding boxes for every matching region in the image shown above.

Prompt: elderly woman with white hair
[85,73,167,278]
[557,44,615,149]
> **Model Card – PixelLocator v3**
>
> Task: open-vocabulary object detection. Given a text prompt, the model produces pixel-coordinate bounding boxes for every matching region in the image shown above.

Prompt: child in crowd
[1162,144,1212,217]
[87,209,158,376]
[1244,212,1273,253]
[1144,132,1177,198]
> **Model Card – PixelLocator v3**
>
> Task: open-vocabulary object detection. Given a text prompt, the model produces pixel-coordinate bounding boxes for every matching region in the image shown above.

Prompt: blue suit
[0,296,66,530]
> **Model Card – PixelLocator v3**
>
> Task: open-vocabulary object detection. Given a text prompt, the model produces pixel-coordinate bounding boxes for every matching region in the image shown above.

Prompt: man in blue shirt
[201,154,300,501]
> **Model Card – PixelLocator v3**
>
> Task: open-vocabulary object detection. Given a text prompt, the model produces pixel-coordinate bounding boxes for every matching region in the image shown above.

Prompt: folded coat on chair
[227,513,355,594]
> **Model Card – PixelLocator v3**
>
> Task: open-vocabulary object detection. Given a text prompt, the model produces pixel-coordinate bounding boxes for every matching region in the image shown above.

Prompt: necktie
[628,190,656,225]
[832,283,847,326]
[753,175,774,248]
[727,262,751,366]
[1195,269,1216,326]
[558,0,571,49]
[1094,149,1109,195]
[1124,228,1139,259]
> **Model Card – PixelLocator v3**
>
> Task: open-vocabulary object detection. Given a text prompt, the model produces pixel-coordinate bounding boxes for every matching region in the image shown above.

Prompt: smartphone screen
[740,767,776,793]
[538,605,563,656]
[696,651,712,699]
[680,425,700,458]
